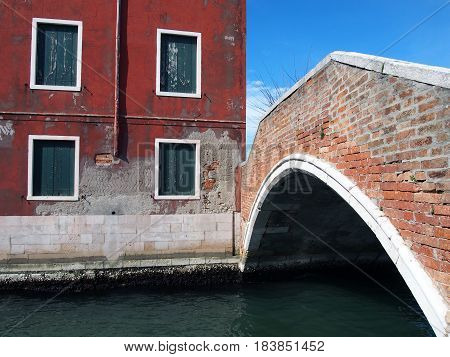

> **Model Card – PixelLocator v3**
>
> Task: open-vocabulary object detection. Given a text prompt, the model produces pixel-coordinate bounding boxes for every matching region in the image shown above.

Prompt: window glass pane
[159,143,196,196]
[36,24,78,87]
[160,34,197,94]
[32,140,75,196]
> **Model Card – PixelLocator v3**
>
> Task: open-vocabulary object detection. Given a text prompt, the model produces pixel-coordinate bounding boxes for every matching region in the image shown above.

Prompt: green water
[0,268,433,337]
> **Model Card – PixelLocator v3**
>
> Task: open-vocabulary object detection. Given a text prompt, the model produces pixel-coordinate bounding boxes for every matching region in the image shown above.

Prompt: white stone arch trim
[241,153,448,337]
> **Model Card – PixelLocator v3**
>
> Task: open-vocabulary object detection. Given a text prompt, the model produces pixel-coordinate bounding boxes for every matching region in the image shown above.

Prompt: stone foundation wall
[0,213,240,264]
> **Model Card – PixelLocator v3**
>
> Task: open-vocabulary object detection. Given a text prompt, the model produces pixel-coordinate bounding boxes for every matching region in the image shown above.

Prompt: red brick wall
[242,61,449,298]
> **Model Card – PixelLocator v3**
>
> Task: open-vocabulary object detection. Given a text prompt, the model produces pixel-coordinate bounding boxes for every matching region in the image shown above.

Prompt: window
[27,135,80,201]
[156,29,202,98]
[155,139,200,200]
[30,18,83,91]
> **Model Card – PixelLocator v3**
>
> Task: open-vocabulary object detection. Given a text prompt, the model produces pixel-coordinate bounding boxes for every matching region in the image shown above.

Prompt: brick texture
[241,62,449,300]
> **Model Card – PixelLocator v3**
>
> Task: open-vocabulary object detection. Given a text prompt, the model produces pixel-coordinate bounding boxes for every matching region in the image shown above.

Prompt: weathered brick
[429,269,450,285]
[380,182,397,191]
[414,171,427,181]
[382,173,398,182]
[428,170,447,179]
[434,206,450,216]
[418,255,441,271]
[421,158,448,169]
[414,192,441,204]
[435,227,450,240]
[410,136,432,148]
[411,243,434,257]
[418,99,439,113]
[419,182,437,192]
[384,208,414,221]
[414,212,440,226]
[439,215,450,228]
[383,191,413,201]
[400,230,439,249]
[385,103,401,115]
[397,182,420,192]
[439,239,450,251]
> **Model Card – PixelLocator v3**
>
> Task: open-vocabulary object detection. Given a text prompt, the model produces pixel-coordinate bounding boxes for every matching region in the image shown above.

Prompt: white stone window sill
[26,195,79,201]
[155,90,201,99]
[154,194,200,200]
[29,84,81,92]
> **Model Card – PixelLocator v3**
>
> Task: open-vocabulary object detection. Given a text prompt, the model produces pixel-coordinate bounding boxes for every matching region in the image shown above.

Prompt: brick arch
[240,53,449,335]
[240,153,447,336]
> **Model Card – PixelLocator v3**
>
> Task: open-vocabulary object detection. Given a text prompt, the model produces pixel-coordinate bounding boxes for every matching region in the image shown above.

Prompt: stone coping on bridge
[253,51,450,141]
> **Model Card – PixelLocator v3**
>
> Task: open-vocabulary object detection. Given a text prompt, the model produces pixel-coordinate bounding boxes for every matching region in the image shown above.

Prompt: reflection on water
[0,267,433,337]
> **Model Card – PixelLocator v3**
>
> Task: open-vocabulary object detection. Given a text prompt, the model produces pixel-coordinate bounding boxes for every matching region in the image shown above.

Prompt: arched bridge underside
[240,53,449,336]
[241,154,447,336]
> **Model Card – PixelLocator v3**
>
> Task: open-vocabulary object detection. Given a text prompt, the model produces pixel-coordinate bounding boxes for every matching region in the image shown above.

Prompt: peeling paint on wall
[226,98,244,111]
[35,129,241,216]
[224,35,235,46]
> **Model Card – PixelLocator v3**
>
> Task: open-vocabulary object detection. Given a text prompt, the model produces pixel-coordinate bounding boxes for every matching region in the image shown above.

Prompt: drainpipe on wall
[113,0,122,158]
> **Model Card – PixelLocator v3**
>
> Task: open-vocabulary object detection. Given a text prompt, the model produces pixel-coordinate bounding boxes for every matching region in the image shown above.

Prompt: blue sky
[246,0,450,147]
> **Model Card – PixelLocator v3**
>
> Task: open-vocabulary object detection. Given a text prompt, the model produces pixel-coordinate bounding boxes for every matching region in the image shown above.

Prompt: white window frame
[27,135,80,201]
[156,29,202,99]
[155,138,201,200]
[30,18,83,91]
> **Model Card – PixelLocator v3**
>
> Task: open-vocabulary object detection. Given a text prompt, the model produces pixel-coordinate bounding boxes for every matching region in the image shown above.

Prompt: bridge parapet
[240,52,449,335]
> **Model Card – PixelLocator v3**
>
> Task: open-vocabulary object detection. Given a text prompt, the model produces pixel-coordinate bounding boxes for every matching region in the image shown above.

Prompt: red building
[0,0,246,262]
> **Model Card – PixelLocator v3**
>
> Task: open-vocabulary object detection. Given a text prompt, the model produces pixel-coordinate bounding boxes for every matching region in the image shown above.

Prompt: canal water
[0,267,433,337]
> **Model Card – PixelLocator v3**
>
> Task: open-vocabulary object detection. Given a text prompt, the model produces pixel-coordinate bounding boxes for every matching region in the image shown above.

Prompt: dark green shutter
[53,141,75,196]
[159,143,196,196]
[160,143,177,195]
[176,144,195,195]
[33,140,75,197]
[160,34,197,94]
[33,141,55,196]
[36,24,78,87]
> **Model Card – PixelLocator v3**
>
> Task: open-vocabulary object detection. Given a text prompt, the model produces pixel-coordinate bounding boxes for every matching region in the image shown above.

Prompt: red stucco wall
[0,0,246,215]
[0,0,246,120]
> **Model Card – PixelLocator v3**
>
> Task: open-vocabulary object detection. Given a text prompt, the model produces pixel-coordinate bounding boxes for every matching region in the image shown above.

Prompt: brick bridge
[239,52,449,336]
